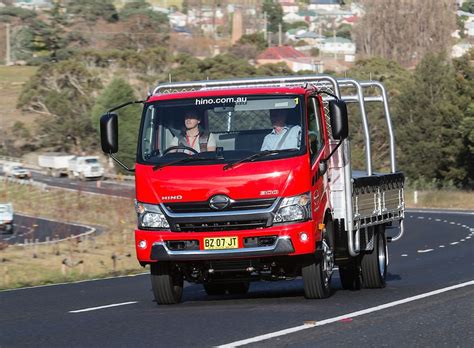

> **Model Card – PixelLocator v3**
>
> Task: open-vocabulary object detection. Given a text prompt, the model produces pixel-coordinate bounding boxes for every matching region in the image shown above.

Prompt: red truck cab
[100,76,405,304]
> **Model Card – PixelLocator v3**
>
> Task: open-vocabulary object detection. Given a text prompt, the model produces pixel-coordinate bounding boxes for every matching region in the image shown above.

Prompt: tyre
[203,283,227,295]
[339,258,362,290]
[302,220,334,299]
[150,262,183,304]
[361,225,387,288]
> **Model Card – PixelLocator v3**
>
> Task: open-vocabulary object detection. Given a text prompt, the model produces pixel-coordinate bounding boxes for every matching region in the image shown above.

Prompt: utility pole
[5,23,11,66]
[263,11,267,40]
[278,23,282,46]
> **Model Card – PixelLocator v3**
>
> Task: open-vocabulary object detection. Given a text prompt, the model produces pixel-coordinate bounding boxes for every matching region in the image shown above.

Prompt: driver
[169,111,216,153]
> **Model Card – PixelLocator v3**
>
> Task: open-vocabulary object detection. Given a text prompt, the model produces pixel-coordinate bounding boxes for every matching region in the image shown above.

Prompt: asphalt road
[0,214,92,245]
[0,210,473,347]
[1,171,135,198]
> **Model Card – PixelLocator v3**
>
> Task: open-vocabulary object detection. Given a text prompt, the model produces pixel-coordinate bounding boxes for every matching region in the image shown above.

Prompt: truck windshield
[138,95,305,165]
[85,159,98,164]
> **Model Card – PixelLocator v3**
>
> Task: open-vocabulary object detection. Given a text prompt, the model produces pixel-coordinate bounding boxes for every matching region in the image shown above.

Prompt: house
[169,11,187,28]
[318,36,356,61]
[280,2,299,14]
[283,12,305,23]
[451,42,473,58]
[308,0,341,11]
[14,0,51,9]
[342,15,359,26]
[256,46,323,73]
[468,22,474,37]
[295,31,325,46]
[457,10,474,23]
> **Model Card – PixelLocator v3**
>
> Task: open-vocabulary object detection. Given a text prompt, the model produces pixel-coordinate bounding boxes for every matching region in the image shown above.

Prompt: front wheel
[302,220,334,299]
[150,262,183,304]
[361,225,387,288]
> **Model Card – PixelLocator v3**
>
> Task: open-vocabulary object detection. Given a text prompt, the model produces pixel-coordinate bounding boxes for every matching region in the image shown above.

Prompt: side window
[308,97,325,161]
[141,106,156,159]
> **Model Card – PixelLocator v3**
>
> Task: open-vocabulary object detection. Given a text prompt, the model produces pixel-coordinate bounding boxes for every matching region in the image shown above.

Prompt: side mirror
[100,113,118,154]
[329,100,348,140]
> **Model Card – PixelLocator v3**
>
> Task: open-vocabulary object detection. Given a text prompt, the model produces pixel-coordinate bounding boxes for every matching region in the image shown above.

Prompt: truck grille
[165,198,276,213]
[175,219,267,232]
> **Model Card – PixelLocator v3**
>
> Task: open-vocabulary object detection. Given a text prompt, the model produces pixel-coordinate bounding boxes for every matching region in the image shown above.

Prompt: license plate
[203,236,238,250]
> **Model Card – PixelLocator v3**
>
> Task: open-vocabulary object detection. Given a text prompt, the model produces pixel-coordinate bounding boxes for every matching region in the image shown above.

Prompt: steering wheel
[162,145,199,156]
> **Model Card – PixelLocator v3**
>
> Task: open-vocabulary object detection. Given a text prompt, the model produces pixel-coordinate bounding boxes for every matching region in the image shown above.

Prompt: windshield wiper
[223,149,298,171]
[153,156,209,171]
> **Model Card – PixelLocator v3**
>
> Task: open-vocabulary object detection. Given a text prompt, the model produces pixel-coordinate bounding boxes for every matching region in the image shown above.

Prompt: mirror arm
[322,139,343,164]
[109,154,135,173]
[108,100,145,113]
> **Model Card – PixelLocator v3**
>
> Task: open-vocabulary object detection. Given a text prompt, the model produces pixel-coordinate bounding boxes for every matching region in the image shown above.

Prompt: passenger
[170,111,216,153]
[260,109,301,151]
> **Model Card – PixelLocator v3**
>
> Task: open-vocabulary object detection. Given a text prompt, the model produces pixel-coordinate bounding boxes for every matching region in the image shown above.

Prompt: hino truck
[100,75,405,304]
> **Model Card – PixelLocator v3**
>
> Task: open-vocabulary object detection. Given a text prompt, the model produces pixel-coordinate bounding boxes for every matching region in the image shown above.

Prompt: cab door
[307,96,328,229]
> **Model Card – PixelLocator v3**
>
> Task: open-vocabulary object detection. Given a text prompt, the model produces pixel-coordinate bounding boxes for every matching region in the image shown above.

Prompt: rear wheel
[361,225,387,288]
[150,262,183,304]
[302,220,334,299]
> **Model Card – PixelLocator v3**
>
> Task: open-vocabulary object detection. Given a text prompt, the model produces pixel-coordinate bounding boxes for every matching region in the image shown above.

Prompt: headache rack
[152,75,405,256]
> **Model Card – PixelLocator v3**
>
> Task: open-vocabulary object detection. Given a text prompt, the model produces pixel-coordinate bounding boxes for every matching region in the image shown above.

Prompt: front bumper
[135,221,319,262]
[150,236,294,261]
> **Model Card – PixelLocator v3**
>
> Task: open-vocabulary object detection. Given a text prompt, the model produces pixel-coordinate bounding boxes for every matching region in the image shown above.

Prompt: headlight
[135,200,170,230]
[274,193,311,224]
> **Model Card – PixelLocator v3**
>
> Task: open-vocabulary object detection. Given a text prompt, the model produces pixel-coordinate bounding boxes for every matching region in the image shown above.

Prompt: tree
[460,0,474,13]
[396,53,466,187]
[91,78,141,170]
[262,0,285,34]
[229,33,267,60]
[256,62,292,76]
[65,0,118,23]
[453,49,474,188]
[353,0,456,66]
[346,57,413,172]
[17,60,102,153]
[169,53,258,82]
[109,2,169,50]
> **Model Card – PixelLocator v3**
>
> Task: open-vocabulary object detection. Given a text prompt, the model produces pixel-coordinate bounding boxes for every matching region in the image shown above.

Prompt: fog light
[138,240,147,249]
[299,232,309,242]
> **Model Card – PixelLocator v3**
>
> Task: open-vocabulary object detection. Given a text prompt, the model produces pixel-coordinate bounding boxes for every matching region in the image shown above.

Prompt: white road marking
[450,242,459,245]
[439,245,445,248]
[450,222,456,225]
[69,301,137,313]
[417,249,433,253]
[466,237,471,239]
[417,217,425,220]
[401,254,408,257]
[217,281,474,348]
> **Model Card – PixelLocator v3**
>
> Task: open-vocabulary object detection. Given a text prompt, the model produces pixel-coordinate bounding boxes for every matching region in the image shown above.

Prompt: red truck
[100,75,405,304]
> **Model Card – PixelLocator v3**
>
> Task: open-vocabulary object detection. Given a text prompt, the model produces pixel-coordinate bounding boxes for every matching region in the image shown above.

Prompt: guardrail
[0,175,48,190]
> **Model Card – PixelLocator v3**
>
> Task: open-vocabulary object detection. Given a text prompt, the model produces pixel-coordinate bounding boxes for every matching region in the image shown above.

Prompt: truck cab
[68,156,104,180]
[100,75,405,304]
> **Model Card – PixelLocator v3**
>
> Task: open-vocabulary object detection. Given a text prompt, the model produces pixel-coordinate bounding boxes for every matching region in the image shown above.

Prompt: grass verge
[0,181,143,290]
